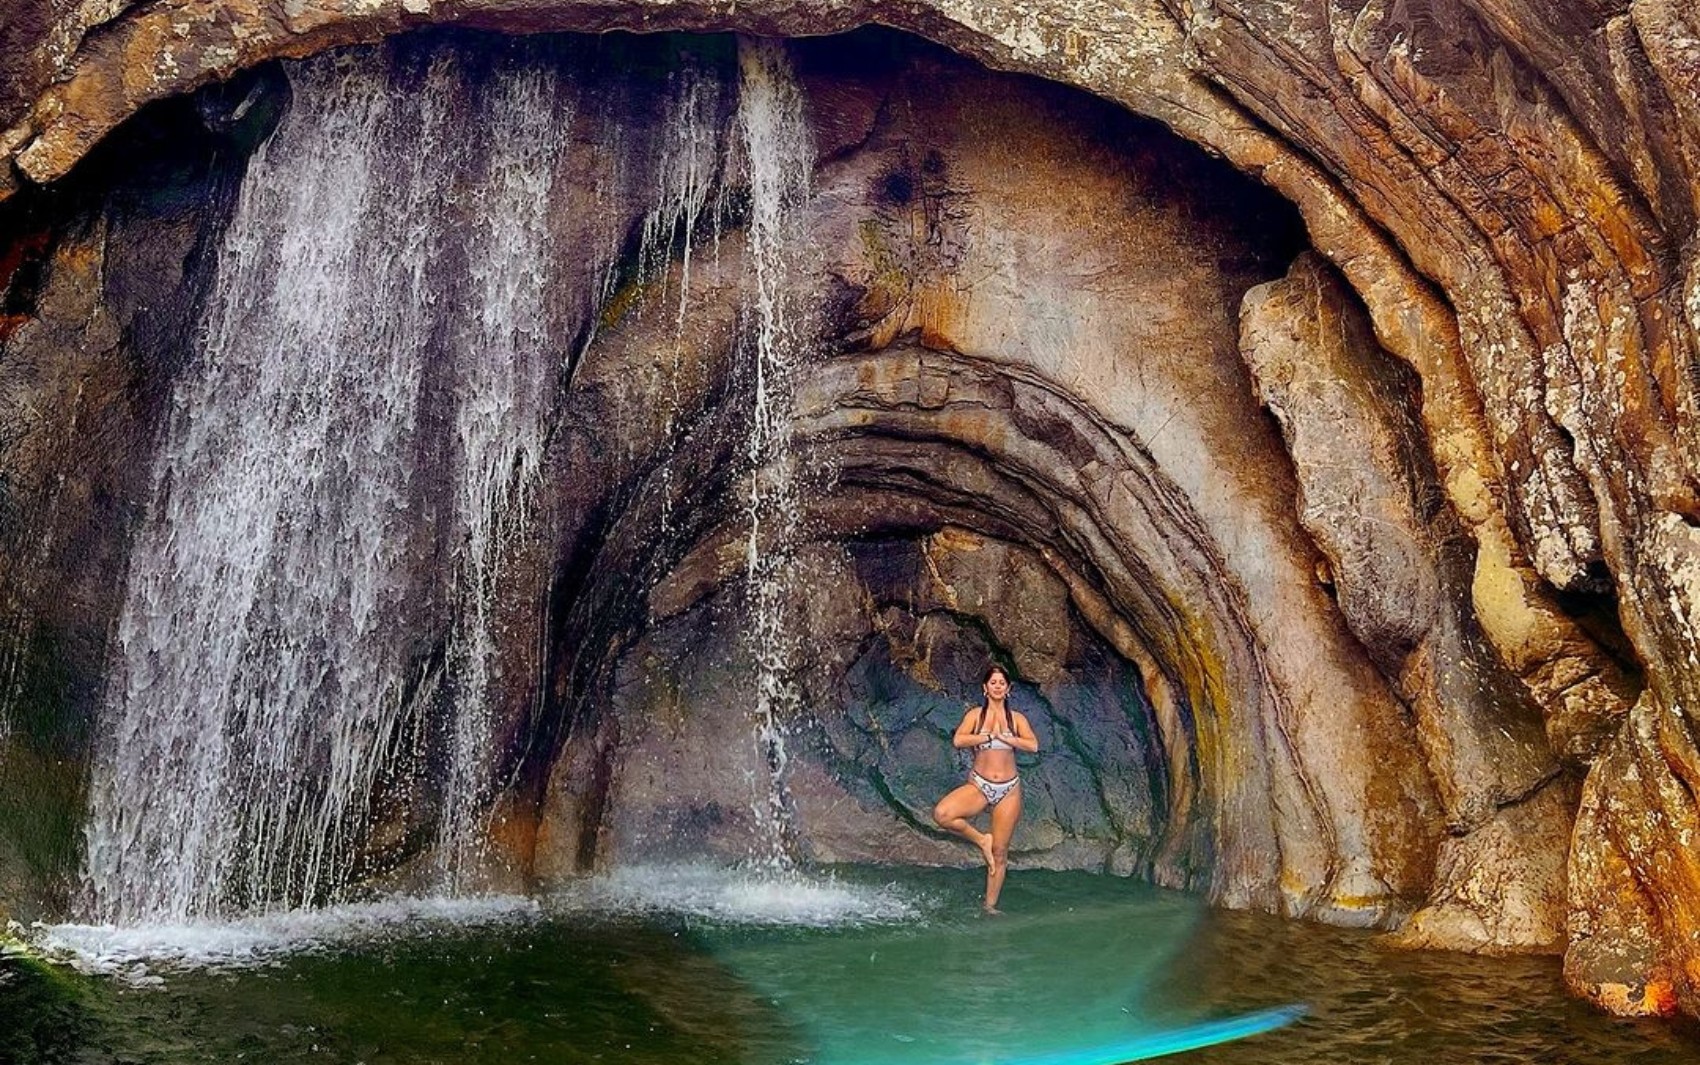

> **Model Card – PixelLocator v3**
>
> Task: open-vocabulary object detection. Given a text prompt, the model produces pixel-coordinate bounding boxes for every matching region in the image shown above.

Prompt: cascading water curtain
[434,58,571,890]
[81,43,589,923]
[83,36,759,922]
[734,38,817,870]
[84,53,455,924]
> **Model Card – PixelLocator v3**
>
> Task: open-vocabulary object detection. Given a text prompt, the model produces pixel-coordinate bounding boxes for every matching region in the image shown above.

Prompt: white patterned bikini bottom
[971,772,1020,808]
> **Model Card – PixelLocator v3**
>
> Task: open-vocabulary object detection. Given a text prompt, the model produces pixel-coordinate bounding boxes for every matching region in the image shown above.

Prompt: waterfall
[81,41,606,922]
[84,52,458,923]
[638,58,727,538]
[434,58,571,888]
[642,63,724,319]
[733,38,816,869]
[78,33,815,920]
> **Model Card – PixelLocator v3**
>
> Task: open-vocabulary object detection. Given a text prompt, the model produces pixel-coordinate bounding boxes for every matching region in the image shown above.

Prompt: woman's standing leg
[933,783,994,865]
[983,786,1022,913]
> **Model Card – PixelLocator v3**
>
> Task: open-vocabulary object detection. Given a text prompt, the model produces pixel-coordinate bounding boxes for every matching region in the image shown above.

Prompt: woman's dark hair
[977,665,1014,731]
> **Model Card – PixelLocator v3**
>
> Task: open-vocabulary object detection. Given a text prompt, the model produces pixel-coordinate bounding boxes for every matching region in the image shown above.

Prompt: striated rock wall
[2,0,1699,1020]
[1241,252,1581,952]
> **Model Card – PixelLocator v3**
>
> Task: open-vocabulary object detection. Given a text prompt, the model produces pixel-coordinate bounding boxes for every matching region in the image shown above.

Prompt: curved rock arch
[4,0,1700,1018]
[0,3,1650,724]
[536,295,1444,919]
[793,345,1446,918]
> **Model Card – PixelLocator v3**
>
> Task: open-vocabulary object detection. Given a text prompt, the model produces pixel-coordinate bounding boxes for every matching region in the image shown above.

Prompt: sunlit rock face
[2,0,1699,1021]
[1241,253,1582,954]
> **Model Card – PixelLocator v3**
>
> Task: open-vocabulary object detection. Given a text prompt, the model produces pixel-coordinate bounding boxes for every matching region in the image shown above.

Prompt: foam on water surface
[27,894,539,981]
[550,862,926,927]
[26,863,918,982]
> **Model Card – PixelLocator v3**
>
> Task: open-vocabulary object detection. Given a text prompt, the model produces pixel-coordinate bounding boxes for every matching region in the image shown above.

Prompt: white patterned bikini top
[975,706,1016,751]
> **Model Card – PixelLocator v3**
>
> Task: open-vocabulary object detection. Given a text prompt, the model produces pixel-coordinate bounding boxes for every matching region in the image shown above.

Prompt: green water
[4,868,1698,1064]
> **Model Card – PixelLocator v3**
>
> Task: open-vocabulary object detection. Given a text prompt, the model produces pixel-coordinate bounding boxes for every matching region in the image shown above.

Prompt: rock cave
[2,0,1699,1056]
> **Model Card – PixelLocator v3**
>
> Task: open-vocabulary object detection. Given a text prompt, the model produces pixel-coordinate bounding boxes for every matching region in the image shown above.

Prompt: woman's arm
[1007,712,1040,754]
[952,708,989,749]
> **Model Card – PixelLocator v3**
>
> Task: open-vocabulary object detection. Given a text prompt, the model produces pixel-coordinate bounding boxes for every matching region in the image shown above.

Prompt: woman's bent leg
[933,783,994,866]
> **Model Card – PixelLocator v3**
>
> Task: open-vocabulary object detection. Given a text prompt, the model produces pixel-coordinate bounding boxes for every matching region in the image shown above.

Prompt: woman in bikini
[932,665,1039,913]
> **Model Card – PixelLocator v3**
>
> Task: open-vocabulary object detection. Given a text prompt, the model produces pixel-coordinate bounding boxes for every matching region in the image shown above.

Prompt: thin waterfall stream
[641,58,724,540]
[434,56,572,889]
[733,37,816,872]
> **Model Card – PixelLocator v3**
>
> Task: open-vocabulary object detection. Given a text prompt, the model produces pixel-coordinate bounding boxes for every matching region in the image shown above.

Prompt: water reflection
[697,873,1294,1064]
[6,868,1699,1064]
[1149,904,1700,1064]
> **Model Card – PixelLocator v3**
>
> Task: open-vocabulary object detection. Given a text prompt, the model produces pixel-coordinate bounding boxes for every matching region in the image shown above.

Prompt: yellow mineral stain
[1471,530,1539,656]
[599,276,649,329]
[915,279,966,352]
